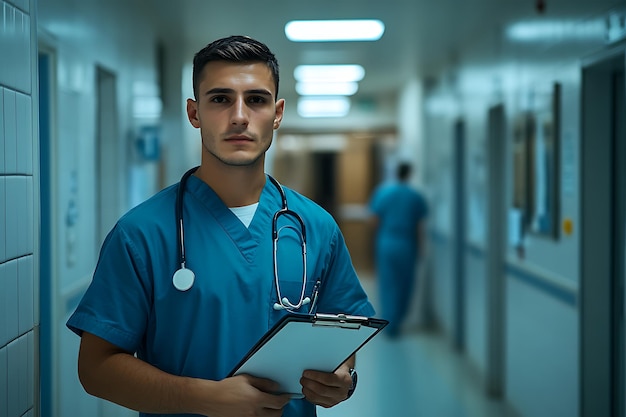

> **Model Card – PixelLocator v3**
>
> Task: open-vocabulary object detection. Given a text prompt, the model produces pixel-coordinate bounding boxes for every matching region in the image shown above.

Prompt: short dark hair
[397,162,412,181]
[192,35,280,100]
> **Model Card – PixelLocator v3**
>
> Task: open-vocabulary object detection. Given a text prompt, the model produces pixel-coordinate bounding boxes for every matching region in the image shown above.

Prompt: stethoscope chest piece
[173,267,195,291]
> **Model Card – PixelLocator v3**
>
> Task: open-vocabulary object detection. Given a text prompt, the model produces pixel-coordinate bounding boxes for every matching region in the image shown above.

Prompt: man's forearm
[78,333,208,414]
[78,332,291,416]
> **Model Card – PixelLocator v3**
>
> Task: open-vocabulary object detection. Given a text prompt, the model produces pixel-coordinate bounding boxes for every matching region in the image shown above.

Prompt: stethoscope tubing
[174,166,311,312]
[176,167,198,269]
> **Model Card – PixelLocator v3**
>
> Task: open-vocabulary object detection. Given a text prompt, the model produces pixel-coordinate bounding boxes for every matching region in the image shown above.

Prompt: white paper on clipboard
[228,313,388,396]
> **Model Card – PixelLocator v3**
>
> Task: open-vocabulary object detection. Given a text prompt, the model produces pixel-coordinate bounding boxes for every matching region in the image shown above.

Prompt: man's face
[186,61,285,168]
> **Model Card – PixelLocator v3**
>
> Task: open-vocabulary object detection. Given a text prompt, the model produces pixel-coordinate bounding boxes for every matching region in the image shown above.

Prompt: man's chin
[216,153,264,167]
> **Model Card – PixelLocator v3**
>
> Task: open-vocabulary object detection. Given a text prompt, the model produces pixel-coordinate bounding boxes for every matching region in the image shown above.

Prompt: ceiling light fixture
[296,82,359,96]
[506,20,605,42]
[285,19,385,42]
[294,65,365,83]
[297,97,351,118]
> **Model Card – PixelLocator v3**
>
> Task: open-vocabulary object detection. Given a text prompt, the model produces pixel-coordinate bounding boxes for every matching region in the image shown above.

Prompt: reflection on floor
[317,275,520,417]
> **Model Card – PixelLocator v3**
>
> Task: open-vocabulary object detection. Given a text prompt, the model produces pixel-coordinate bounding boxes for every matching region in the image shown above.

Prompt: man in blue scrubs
[369,162,428,337]
[67,36,375,416]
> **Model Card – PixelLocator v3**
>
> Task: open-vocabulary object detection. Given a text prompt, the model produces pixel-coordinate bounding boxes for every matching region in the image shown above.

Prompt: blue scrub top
[369,182,428,244]
[67,174,375,417]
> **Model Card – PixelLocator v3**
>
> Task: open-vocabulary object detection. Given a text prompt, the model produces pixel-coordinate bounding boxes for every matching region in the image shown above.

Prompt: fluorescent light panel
[285,19,385,42]
[297,97,351,118]
[506,20,605,41]
[296,82,358,96]
[294,65,365,83]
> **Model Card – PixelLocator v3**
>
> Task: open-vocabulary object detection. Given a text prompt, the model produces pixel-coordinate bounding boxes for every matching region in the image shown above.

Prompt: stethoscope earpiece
[273,297,310,310]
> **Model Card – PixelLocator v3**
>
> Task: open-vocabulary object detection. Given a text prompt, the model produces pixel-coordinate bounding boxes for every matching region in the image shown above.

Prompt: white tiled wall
[0,2,31,95]
[0,0,38,416]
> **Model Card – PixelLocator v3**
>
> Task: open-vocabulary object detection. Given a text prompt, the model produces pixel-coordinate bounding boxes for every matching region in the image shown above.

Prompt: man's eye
[248,96,267,104]
[210,96,228,103]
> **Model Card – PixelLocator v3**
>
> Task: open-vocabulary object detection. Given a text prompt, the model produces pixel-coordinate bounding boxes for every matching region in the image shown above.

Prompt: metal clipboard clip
[312,313,368,329]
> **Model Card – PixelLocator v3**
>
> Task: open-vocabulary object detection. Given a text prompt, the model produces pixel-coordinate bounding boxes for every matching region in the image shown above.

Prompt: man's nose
[230,98,249,126]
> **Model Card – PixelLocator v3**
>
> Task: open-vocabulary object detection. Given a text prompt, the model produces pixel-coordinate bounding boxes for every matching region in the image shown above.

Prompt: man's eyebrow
[204,88,273,96]
[246,89,273,96]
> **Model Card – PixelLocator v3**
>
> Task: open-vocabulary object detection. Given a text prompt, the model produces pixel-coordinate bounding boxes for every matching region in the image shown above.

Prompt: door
[486,104,506,396]
[614,66,626,417]
[580,49,626,417]
[453,119,467,350]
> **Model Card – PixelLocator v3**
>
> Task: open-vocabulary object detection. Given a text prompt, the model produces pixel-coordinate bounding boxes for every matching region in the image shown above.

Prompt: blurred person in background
[369,162,428,337]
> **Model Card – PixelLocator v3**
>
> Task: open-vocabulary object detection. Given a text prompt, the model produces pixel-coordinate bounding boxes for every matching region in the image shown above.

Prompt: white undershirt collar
[229,202,259,228]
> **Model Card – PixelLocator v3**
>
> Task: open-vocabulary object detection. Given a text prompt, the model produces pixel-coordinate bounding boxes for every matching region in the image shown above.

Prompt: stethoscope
[172,166,315,312]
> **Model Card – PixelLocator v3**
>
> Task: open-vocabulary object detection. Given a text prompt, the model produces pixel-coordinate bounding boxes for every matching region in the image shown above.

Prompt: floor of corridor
[318,274,520,417]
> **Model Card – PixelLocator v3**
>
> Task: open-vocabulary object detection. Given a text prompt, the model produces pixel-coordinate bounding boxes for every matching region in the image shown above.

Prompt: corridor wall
[422,4,624,417]
[34,1,175,416]
[0,0,38,416]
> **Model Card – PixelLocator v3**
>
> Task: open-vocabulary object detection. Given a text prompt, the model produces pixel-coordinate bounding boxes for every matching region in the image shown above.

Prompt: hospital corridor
[318,274,520,417]
[2,0,626,416]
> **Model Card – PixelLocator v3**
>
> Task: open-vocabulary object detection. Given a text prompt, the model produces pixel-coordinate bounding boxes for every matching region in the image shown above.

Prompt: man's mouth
[225,135,253,142]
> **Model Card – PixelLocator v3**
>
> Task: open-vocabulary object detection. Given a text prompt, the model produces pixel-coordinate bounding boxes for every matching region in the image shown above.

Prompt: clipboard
[228,313,388,397]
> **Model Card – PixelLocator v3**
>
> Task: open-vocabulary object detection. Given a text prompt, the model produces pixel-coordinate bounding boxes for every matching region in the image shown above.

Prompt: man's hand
[299,364,353,408]
[200,374,291,417]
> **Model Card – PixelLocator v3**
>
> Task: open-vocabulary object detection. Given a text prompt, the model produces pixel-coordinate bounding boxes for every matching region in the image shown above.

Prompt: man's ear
[186,99,200,128]
[273,98,285,129]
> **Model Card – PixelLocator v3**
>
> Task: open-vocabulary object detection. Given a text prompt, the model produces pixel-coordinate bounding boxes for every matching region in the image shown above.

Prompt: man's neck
[194,163,265,208]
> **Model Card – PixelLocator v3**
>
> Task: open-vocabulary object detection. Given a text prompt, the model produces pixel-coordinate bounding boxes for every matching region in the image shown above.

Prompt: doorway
[312,152,337,218]
[95,67,120,247]
[580,49,626,417]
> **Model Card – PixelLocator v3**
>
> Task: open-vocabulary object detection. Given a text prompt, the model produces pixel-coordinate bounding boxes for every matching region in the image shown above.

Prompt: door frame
[37,41,59,417]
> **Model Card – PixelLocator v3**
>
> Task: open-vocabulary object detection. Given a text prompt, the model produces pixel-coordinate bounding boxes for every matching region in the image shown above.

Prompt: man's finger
[302,370,346,388]
[261,393,292,410]
[243,374,281,393]
[242,375,291,409]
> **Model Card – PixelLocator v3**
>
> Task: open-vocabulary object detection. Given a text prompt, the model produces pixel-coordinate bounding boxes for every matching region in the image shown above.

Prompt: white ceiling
[146,0,620,108]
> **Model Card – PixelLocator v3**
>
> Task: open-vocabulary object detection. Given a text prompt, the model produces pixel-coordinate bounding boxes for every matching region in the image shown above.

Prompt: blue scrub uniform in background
[369,181,428,336]
[67,175,375,417]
